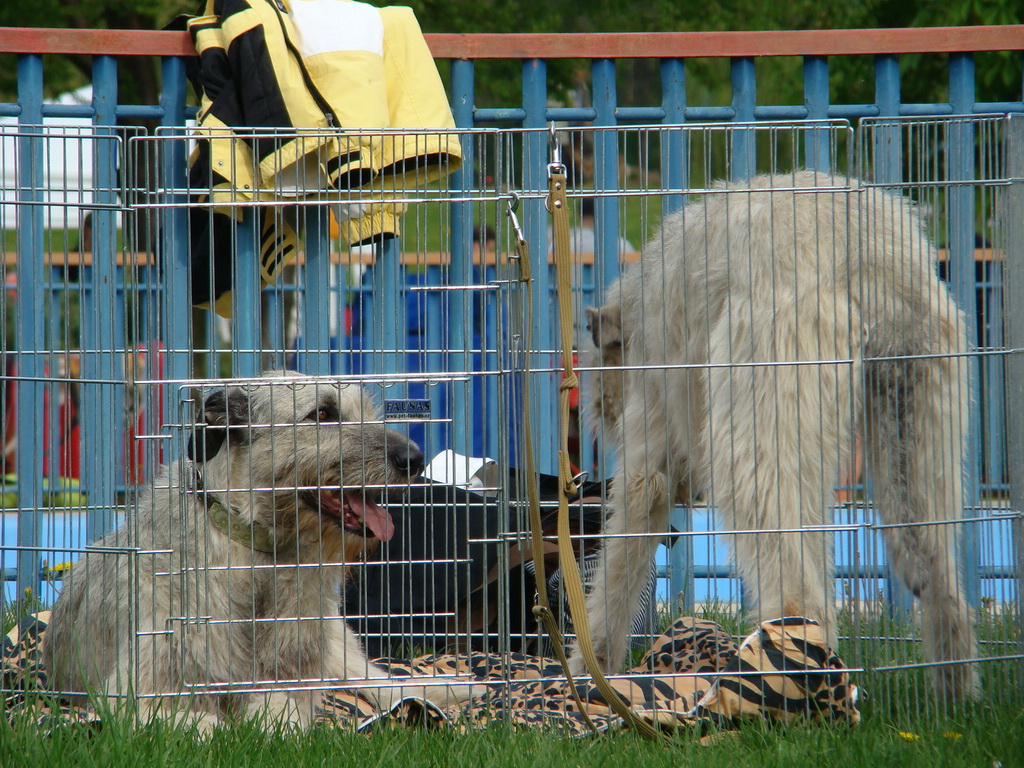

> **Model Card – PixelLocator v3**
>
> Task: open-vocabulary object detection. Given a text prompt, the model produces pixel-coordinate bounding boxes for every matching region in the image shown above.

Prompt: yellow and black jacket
[186,0,462,314]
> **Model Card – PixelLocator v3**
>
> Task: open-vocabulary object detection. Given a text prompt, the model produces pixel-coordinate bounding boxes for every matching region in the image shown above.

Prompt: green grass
[2,588,43,635]
[2,701,1021,768]
[5,593,1020,768]
[3,595,1022,766]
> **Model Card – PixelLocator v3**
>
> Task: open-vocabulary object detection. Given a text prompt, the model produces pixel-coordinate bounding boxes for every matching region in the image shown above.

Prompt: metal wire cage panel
[2,124,140,606]
[4,126,561,717]
[547,118,1021,717]
[2,118,1021,722]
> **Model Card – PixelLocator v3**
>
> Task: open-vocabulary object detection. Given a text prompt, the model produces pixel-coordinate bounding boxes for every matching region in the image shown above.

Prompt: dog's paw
[935,663,982,704]
[189,712,221,738]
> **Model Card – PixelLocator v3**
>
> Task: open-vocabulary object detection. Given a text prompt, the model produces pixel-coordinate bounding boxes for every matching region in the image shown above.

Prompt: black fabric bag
[343,473,609,657]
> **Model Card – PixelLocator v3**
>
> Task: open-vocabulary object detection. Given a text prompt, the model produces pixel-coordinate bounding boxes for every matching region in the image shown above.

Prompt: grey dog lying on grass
[45,371,472,730]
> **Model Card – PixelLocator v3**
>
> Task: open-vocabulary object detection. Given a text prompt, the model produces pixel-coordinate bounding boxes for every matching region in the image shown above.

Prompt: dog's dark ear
[586,305,622,349]
[585,306,601,346]
[187,387,251,462]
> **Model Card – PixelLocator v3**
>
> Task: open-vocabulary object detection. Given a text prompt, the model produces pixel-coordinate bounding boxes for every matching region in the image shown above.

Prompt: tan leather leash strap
[543,147,662,740]
[505,194,600,734]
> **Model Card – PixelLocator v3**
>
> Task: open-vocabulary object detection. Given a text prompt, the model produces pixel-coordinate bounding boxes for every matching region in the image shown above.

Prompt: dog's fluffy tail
[863,305,981,702]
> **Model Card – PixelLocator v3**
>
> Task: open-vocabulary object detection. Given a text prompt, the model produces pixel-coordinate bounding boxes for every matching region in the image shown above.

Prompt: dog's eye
[307,407,338,423]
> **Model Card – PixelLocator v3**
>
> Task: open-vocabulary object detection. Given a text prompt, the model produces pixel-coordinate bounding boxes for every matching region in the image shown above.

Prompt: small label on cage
[384,399,432,420]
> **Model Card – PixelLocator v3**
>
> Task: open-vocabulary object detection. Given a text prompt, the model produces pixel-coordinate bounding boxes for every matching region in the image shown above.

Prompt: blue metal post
[803,53,843,620]
[81,55,121,543]
[984,279,1005,497]
[159,56,192,458]
[730,57,756,180]
[483,263,501,461]
[1005,113,1024,695]
[590,59,621,483]
[263,281,286,371]
[423,265,445,454]
[14,53,45,600]
[660,57,695,613]
[449,59,475,458]
[803,56,832,172]
[230,209,262,377]
[660,58,687,214]
[296,206,332,376]
[729,55,756,616]
[361,252,377,363]
[872,54,915,618]
[872,56,902,180]
[44,267,61,517]
[523,59,556,474]
[948,54,982,609]
[372,233,405,381]
[592,60,621,292]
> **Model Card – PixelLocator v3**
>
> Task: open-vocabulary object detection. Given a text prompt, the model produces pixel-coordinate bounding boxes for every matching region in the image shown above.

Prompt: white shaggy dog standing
[568,171,979,702]
[44,371,467,729]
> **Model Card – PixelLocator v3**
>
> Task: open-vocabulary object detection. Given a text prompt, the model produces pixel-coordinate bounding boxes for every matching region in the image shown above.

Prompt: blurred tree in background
[404,0,1021,112]
[0,1,192,105]
[0,0,1019,120]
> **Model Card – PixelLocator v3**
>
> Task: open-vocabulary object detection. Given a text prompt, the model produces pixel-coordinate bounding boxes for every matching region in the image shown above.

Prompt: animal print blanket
[3,612,859,735]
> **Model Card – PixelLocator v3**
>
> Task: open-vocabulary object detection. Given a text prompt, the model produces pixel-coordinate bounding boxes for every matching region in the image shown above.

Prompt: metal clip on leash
[506,192,531,283]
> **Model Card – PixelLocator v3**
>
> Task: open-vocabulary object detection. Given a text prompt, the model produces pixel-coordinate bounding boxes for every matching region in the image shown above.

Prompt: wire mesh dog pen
[2,116,1022,724]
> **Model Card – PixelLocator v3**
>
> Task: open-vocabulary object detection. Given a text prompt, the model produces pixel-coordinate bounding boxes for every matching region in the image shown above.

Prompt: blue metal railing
[1,26,1023,608]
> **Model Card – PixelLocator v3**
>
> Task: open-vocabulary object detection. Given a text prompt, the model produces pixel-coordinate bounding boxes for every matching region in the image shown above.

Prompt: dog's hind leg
[115,664,223,734]
[863,319,979,702]
[706,295,857,647]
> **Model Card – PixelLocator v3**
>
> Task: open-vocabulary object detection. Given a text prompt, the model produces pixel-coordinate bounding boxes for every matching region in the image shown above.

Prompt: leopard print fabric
[690,617,861,727]
[2,611,100,727]
[4,613,859,734]
[320,616,860,734]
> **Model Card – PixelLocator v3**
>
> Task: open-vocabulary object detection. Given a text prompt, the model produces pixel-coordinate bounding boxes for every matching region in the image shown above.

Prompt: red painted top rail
[0,25,1023,59]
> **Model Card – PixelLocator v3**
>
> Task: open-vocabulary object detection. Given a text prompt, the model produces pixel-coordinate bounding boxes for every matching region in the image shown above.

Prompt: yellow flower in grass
[897,730,963,742]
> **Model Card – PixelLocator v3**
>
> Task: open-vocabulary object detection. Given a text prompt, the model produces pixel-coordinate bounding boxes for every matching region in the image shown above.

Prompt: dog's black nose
[390,443,424,477]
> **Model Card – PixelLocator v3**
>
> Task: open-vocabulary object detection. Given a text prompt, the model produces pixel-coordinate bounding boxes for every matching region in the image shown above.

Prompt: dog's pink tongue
[346,492,395,542]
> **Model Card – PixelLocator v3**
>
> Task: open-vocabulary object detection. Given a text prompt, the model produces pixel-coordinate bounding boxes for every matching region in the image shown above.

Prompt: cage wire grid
[1,119,1021,724]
